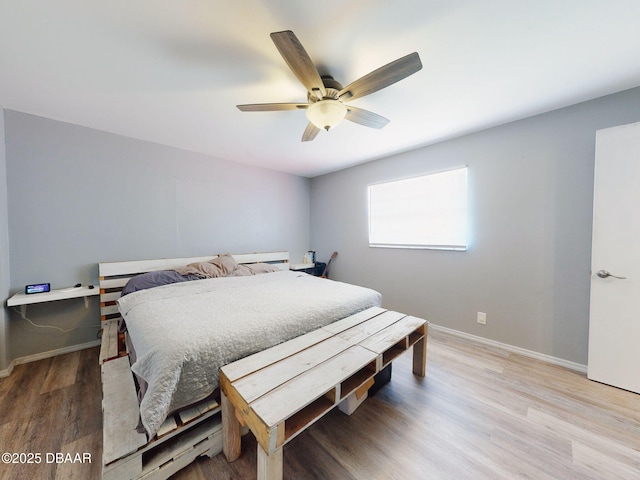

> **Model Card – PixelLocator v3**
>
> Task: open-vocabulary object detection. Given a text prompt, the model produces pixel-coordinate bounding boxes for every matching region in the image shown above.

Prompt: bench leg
[412,331,427,377]
[257,444,283,480]
[221,392,242,462]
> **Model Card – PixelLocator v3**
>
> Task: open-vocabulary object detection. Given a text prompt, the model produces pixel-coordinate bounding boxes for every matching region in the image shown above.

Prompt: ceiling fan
[237,30,423,142]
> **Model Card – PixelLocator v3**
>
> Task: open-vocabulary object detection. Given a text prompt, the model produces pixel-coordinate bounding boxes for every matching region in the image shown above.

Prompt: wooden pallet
[220,307,428,480]
[98,252,290,480]
[101,354,223,480]
[100,349,224,480]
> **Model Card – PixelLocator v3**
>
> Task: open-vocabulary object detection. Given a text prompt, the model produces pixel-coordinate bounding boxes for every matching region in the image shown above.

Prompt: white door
[588,121,640,394]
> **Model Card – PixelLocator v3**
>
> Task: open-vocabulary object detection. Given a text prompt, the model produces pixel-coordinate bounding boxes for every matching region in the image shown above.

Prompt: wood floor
[1,328,639,479]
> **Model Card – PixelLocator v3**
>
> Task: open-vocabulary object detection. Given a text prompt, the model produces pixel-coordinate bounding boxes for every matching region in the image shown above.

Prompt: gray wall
[310,87,640,365]
[0,107,10,371]
[4,111,310,361]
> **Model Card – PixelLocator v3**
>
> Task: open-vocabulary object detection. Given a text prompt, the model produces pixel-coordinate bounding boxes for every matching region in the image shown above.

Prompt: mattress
[117,270,382,437]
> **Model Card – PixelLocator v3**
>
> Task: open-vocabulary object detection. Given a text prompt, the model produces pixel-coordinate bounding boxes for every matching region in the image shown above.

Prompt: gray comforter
[117,270,382,437]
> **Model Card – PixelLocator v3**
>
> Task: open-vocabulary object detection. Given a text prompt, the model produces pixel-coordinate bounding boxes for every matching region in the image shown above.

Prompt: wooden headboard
[97,251,290,363]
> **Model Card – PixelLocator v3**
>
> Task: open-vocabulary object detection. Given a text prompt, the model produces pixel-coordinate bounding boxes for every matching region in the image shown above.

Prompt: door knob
[596,269,627,279]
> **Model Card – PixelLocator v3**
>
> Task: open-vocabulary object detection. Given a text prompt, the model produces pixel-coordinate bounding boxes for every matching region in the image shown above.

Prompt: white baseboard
[429,324,587,374]
[0,340,100,378]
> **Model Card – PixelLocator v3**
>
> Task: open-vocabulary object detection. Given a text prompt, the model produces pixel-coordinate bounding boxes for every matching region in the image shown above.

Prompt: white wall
[310,87,640,365]
[4,111,310,361]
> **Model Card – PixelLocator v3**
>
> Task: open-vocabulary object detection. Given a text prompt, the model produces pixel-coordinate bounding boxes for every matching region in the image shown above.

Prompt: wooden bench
[219,307,428,480]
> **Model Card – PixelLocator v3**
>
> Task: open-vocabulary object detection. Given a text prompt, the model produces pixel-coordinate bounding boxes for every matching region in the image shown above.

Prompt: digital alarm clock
[25,283,51,294]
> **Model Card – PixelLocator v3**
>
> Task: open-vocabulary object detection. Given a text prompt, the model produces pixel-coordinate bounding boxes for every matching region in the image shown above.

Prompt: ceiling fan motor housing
[308,75,344,102]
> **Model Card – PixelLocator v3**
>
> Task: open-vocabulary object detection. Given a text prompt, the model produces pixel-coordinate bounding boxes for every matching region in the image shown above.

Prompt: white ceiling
[1,1,640,178]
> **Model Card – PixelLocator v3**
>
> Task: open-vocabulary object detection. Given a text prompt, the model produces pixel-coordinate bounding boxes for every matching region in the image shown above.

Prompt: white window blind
[368,167,468,250]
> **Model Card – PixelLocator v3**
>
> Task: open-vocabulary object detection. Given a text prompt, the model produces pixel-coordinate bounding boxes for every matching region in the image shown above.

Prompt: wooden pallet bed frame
[98,251,290,480]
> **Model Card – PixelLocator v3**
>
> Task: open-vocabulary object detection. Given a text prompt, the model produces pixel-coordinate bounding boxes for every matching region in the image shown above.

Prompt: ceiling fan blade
[237,103,308,112]
[338,52,422,102]
[302,122,320,142]
[270,30,326,100]
[345,106,390,129]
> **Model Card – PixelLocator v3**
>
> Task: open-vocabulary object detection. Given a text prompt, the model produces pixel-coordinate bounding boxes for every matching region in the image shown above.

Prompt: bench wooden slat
[334,310,407,345]
[250,345,378,429]
[320,306,386,334]
[359,315,427,354]
[233,336,353,403]
[221,328,334,382]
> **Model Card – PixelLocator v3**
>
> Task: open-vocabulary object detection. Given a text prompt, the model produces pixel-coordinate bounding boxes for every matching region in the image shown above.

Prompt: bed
[98,251,382,480]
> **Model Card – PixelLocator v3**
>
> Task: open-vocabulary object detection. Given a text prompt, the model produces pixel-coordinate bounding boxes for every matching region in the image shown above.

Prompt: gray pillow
[121,270,200,296]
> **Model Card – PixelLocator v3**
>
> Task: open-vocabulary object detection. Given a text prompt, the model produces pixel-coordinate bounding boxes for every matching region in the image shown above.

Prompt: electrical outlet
[477,312,487,325]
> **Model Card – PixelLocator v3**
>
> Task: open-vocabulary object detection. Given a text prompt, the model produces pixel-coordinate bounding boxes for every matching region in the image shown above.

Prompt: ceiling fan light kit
[237,30,422,142]
[306,100,347,131]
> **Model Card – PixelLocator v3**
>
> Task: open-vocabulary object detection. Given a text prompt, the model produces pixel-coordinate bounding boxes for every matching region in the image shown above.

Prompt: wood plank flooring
[0,348,102,480]
[1,328,638,479]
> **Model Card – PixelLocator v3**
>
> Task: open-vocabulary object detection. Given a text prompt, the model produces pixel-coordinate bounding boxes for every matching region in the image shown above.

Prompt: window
[368,166,468,250]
